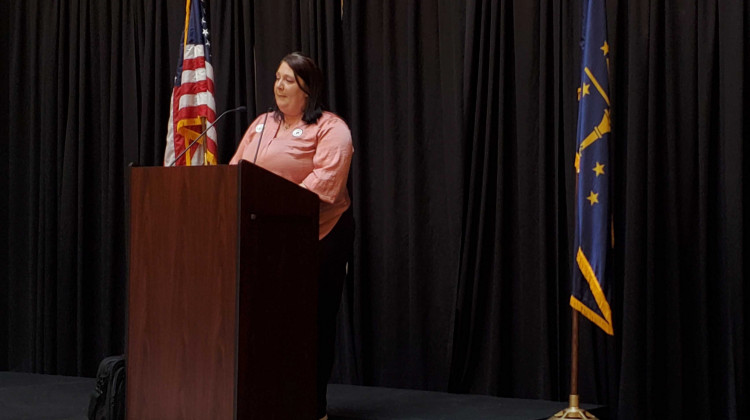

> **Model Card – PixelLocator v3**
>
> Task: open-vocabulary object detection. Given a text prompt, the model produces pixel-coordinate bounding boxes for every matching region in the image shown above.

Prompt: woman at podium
[230,52,354,420]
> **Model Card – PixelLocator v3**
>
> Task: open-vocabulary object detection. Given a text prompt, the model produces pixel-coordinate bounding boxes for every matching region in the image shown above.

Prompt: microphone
[169,105,247,166]
[252,108,274,164]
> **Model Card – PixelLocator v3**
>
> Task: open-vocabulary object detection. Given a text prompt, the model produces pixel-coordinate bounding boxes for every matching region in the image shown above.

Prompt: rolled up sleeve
[302,118,353,203]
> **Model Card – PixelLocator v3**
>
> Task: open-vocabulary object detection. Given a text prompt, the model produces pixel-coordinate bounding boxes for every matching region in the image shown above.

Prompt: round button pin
[292,128,303,137]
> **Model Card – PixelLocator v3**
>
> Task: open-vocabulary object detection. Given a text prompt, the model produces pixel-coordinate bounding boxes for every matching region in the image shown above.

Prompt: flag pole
[549,311,597,419]
[550,0,612,417]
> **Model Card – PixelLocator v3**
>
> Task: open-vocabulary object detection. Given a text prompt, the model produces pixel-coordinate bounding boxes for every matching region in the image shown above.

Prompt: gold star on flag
[601,41,609,56]
[587,191,599,206]
[582,82,591,97]
[593,162,605,176]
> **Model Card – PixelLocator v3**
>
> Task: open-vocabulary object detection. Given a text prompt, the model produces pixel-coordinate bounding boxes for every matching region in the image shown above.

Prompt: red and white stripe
[164,44,217,166]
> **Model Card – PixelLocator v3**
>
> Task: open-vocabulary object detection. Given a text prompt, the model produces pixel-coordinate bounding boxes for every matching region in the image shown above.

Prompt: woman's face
[274,61,307,118]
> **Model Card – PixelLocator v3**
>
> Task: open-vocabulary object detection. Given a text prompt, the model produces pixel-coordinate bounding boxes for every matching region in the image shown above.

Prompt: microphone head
[236,106,247,112]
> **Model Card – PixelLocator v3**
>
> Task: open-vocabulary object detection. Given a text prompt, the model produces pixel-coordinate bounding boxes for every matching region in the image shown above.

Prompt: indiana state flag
[571,0,613,335]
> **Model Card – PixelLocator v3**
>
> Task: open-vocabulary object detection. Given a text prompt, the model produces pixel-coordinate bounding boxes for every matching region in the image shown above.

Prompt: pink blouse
[230,111,353,239]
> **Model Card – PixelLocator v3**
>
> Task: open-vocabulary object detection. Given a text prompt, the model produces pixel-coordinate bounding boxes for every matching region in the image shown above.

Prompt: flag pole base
[548,395,598,419]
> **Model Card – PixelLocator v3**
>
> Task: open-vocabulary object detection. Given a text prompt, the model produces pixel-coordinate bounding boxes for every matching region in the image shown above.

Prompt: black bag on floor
[88,355,126,420]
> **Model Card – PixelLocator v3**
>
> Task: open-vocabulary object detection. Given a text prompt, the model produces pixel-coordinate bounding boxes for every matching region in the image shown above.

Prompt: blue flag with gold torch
[571,0,613,335]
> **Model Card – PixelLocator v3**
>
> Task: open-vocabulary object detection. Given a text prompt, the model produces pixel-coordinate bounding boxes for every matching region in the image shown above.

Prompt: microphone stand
[253,109,273,164]
[169,106,247,167]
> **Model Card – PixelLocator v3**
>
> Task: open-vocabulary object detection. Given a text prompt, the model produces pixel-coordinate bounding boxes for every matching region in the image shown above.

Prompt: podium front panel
[127,166,238,419]
[127,163,319,419]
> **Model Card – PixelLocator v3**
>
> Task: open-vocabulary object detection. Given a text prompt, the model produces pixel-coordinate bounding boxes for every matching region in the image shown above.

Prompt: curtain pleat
[3,1,747,418]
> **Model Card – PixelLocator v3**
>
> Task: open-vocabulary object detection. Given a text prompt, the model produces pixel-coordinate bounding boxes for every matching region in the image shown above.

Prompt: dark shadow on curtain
[611,0,747,418]
[331,0,464,390]
[450,0,575,400]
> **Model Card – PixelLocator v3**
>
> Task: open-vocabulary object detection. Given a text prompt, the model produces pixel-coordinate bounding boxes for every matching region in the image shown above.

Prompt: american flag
[571,0,613,335]
[164,0,217,166]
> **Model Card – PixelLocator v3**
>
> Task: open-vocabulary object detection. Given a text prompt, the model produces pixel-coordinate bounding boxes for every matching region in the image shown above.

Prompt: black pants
[316,207,354,418]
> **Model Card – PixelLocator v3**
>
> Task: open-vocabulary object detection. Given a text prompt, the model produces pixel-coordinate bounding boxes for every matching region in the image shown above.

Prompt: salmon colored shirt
[230,111,353,239]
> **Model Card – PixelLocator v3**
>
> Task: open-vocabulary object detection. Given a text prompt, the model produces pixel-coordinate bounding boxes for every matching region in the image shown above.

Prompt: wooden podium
[126,161,319,419]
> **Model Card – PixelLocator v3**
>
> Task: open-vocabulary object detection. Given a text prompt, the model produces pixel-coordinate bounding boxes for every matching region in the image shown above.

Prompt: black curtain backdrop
[330,0,465,391]
[3,1,748,419]
[451,0,570,399]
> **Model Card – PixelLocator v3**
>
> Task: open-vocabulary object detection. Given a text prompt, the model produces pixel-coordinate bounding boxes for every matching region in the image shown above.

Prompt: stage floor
[0,372,605,419]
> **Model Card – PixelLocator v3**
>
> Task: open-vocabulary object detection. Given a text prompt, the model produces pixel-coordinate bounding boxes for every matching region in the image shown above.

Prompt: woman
[230,52,353,420]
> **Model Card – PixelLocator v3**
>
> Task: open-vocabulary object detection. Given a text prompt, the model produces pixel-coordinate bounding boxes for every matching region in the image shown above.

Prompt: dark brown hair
[273,52,325,124]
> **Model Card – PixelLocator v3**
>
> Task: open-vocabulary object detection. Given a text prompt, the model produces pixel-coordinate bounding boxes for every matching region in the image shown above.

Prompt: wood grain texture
[128,166,238,419]
[127,163,319,419]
